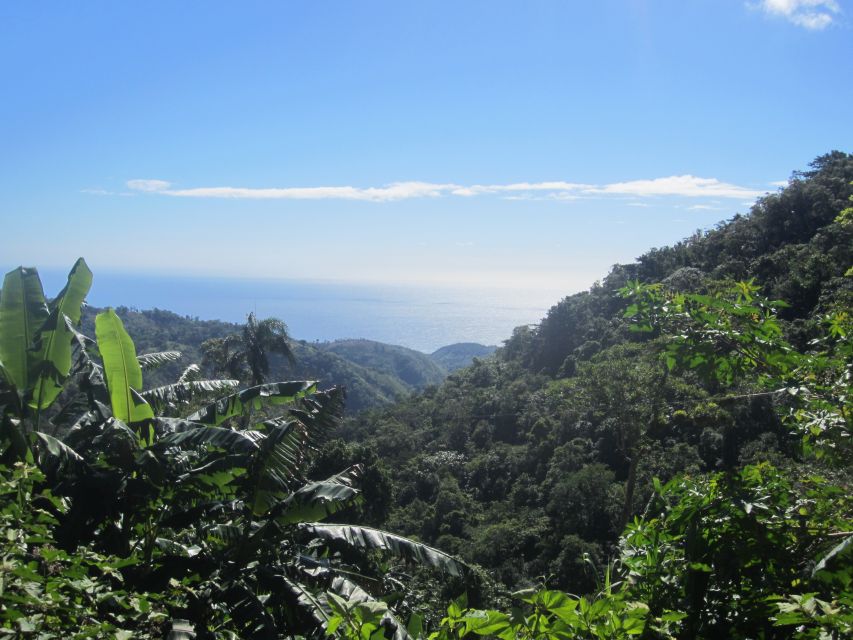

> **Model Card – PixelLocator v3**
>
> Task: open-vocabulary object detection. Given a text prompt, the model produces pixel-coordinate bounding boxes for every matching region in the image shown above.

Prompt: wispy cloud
[124,175,766,202]
[769,179,789,187]
[126,179,171,192]
[687,204,724,211]
[756,0,840,30]
[80,188,137,197]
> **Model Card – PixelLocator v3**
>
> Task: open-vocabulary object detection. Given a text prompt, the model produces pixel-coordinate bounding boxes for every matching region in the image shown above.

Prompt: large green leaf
[273,465,363,524]
[28,258,93,411]
[95,309,154,423]
[301,524,466,576]
[0,266,49,396]
[186,381,317,426]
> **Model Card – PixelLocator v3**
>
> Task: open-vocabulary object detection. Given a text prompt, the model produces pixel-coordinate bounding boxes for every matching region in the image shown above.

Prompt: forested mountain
[337,151,853,592]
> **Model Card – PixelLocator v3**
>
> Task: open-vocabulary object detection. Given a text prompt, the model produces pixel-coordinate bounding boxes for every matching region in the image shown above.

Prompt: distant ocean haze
[35,269,567,353]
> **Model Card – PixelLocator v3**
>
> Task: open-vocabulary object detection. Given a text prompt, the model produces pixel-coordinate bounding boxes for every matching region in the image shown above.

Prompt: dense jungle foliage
[336,152,853,634]
[0,151,851,638]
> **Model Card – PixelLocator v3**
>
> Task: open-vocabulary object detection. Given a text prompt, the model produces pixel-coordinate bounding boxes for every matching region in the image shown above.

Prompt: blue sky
[1,0,851,293]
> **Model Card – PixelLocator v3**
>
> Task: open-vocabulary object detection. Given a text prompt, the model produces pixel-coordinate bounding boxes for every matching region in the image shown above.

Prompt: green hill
[430,342,497,371]
[320,339,447,389]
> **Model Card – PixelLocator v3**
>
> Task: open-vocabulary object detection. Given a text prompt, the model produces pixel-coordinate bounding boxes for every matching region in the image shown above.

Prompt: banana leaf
[301,524,466,577]
[95,309,154,424]
[0,415,32,463]
[324,576,414,640]
[33,431,86,476]
[278,576,332,627]
[137,350,182,369]
[186,381,317,426]
[157,423,264,454]
[142,378,239,412]
[273,465,363,524]
[0,266,49,397]
[178,364,201,383]
[250,421,312,515]
[28,258,92,411]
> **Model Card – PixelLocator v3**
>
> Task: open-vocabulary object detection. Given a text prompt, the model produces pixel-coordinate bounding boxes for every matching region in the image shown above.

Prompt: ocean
[36,270,567,354]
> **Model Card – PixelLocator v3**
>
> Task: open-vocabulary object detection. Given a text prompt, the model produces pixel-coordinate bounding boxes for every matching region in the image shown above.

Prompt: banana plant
[0,260,92,457]
[0,259,92,413]
[1,269,468,638]
[139,386,467,638]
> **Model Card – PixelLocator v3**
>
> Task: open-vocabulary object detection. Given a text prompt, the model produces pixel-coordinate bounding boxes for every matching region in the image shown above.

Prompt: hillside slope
[320,339,447,389]
[338,151,853,590]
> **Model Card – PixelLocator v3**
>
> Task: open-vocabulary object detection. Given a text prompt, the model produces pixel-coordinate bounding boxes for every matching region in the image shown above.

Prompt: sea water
[36,270,568,354]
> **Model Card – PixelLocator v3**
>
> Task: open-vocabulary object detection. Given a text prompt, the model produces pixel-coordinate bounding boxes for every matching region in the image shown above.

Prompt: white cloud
[757,0,840,29]
[451,181,592,196]
[126,179,171,192]
[688,204,724,211]
[589,175,765,199]
[123,174,766,202]
[769,179,789,187]
[159,181,455,202]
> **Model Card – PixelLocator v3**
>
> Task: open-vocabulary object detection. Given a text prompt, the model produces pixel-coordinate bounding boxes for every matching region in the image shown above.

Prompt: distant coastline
[33,269,565,353]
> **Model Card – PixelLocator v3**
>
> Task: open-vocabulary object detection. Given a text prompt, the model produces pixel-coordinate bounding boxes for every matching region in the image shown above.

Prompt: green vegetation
[0,267,469,638]
[1,152,851,638]
[337,153,853,635]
